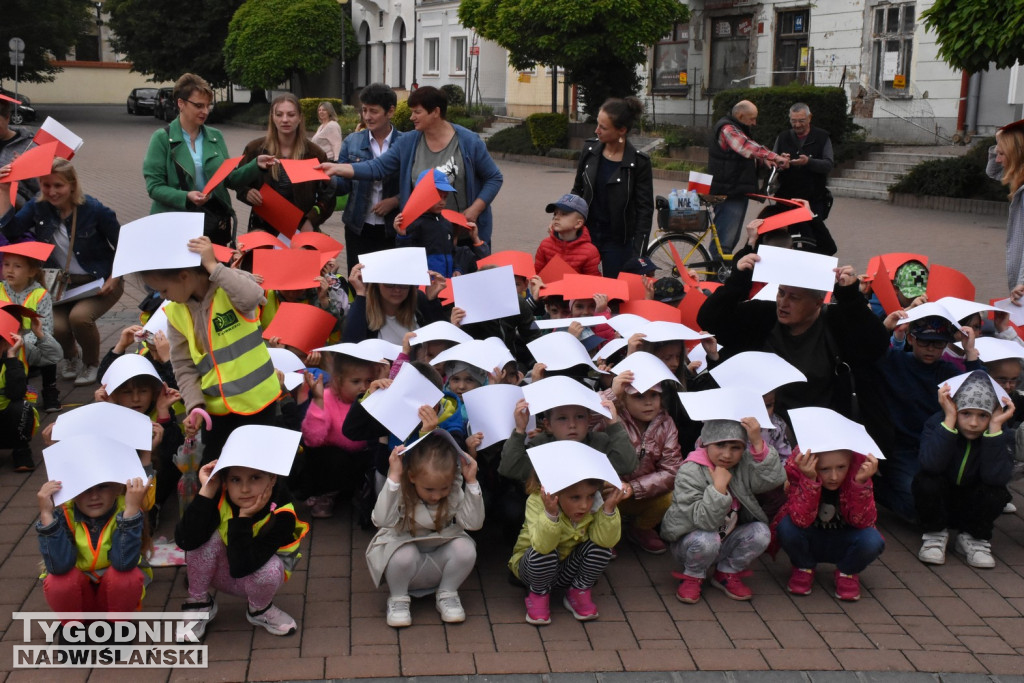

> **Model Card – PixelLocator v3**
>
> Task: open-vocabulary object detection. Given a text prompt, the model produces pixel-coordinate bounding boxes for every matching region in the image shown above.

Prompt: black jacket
[772,126,834,202]
[708,116,758,198]
[571,138,654,255]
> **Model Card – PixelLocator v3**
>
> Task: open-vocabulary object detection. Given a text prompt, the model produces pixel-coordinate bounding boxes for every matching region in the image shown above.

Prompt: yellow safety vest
[164,288,280,416]
[0,285,45,372]
[259,289,281,329]
[59,498,153,589]
[215,489,309,580]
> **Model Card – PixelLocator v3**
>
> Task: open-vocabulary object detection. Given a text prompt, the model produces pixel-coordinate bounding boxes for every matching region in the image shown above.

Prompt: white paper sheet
[141,302,169,336]
[901,301,962,329]
[314,339,402,362]
[606,314,650,338]
[359,247,430,286]
[974,337,1024,363]
[99,354,162,393]
[638,320,710,342]
[211,425,302,477]
[452,265,521,325]
[940,370,1011,407]
[752,245,838,292]
[429,337,515,373]
[992,298,1024,326]
[111,213,204,278]
[408,320,474,346]
[361,362,445,439]
[676,387,771,425]
[527,331,604,372]
[752,283,778,302]
[710,351,807,396]
[267,347,305,373]
[534,316,608,330]
[402,428,473,464]
[687,343,722,374]
[58,278,104,304]
[611,351,680,393]
[521,375,611,418]
[526,441,621,493]
[592,338,628,362]
[43,434,149,506]
[52,402,155,451]
[932,297,997,323]
[463,384,535,449]
[788,407,885,459]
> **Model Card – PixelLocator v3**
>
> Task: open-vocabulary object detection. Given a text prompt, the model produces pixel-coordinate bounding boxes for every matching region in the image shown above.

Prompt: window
[653,23,689,94]
[774,10,810,86]
[708,15,754,92]
[424,37,439,74]
[871,2,915,97]
[451,36,467,75]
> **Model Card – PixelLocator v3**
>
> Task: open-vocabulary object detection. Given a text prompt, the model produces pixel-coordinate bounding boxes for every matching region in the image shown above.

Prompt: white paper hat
[933,297,997,324]
[610,351,680,393]
[709,351,807,396]
[941,370,1011,408]
[360,362,445,440]
[315,338,401,363]
[210,425,302,478]
[788,407,885,459]
[639,320,710,343]
[51,402,155,451]
[463,383,535,450]
[526,440,620,493]
[43,434,149,506]
[403,428,472,464]
[975,337,1024,363]
[521,375,611,418]
[111,213,203,278]
[100,353,162,394]
[606,314,650,338]
[592,338,628,362]
[359,247,430,286]
[409,321,474,346]
[527,331,604,373]
[676,387,771,425]
[267,347,305,392]
[430,337,515,373]
[902,301,962,330]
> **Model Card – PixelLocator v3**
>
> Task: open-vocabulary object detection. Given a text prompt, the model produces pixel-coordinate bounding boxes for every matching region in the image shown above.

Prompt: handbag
[42,208,76,302]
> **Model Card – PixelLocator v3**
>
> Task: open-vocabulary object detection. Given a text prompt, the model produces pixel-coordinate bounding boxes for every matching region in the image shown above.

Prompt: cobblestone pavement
[0,106,1020,682]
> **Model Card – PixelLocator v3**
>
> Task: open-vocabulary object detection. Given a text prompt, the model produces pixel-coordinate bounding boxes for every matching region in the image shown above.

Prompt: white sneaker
[386,595,412,628]
[954,532,995,569]
[918,530,949,565]
[1003,502,1017,514]
[246,603,296,636]
[178,595,218,642]
[74,364,98,386]
[435,590,466,623]
[59,356,83,380]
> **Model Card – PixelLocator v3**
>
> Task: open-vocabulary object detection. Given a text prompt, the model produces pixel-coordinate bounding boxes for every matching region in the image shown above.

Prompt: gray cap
[954,371,998,415]
[545,193,589,221]
[700,419,747,445]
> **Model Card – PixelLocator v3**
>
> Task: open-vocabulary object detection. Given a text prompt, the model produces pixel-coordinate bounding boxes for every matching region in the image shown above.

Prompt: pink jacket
[301,387,369,452]
[534,227,601,276]
[618,406,682,500]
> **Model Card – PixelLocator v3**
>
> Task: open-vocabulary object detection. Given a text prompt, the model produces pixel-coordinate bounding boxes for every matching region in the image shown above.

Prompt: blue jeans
[712,198,749,253]
[776,515,885,575]
[873,449,920,523]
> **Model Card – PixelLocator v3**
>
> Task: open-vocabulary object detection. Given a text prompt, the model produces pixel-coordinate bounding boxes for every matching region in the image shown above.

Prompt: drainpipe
[955,71,969,142]
[965,72,982,138]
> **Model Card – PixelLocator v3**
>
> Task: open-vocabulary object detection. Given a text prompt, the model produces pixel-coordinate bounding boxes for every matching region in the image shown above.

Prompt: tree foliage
[460,0,688,117]
[922,0,1024,74]
[225,0,359,92]
[0,0,91,84]
[106,0,243,87]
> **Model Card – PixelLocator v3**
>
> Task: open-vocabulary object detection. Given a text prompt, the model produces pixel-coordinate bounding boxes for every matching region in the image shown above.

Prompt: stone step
[830,177,892,200]
[829,184,891,201]
[848,159,920,173]
[864,151,958,165]
[834,168,905,182]
[479,120,520,141]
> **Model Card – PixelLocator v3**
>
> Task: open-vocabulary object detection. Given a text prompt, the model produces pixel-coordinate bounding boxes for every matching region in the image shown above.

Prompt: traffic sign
[9,52,23,67]
[8,37,25,52]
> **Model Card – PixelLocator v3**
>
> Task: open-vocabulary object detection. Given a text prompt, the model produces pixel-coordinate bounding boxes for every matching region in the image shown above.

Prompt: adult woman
[230,93,335,237]
[320,86,503,245]
[142,72,237,245]
[987,120,1024,300]
[0,158,122,386]
[341,264,445,344]
[571,97,654,278]
[311,101,343,162]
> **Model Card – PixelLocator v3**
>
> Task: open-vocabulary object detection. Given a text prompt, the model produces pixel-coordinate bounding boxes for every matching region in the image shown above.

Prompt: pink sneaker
[711,570,754,601]
[672,571,703,604]
[834,571,861,601]
[524,592,550,625]
[310,492,337,519]
[563,587,599,621]
[787,567,815,596]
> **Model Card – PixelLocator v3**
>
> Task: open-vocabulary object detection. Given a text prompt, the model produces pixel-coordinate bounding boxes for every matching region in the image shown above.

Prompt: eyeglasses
[912,338,947,350]
[184,100,214,111]
[993,376,1020,388]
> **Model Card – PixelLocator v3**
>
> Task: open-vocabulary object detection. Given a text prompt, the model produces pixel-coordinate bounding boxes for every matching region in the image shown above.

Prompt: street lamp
[337,0,349,105]
[93,1,103,62]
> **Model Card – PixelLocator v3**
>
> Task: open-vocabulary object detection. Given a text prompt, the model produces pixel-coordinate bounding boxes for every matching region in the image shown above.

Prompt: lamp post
[93,2,103,62]
[337,0,349,104]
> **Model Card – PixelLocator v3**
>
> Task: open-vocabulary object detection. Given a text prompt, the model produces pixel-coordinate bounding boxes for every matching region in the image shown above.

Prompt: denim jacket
[36,503,144,577]
[334,127,402,236]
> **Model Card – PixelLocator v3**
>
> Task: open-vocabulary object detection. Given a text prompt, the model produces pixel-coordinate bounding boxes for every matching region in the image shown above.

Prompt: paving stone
[920,596,987,626]
[325,653,399,678]
[901,650,987,673]
[546,649,623,672]
[400,651,476,676]
[689,648,767,670]
[584,620,639,650]
[832,649,916,671]
[474,651,550,674]
[492,622,544,652]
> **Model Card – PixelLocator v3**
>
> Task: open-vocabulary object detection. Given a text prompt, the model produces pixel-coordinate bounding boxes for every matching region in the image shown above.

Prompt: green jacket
[142,117,236,217]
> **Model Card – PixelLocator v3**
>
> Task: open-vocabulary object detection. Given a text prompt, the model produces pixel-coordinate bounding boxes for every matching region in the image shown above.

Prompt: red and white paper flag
[33,117,84,160]
[687,171,713,194]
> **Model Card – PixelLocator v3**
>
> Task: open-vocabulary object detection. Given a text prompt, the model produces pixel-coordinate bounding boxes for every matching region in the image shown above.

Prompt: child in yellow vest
[0,310,36,471]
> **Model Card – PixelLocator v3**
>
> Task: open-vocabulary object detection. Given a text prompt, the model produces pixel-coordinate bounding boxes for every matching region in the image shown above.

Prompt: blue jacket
[918,412,1013,488]
[349,124,503,244]
[0,196,120,279]
[334,127,403,236]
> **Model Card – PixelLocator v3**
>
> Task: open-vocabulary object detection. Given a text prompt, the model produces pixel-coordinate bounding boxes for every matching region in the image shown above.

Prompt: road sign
[9,51,23,67]
[9,37,25,52]
[469,46,479,56]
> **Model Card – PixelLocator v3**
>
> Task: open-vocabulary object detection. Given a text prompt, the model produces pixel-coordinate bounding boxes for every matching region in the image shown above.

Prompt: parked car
[0,87,36,124]
[127,87,158,115]
[154,86,177,122]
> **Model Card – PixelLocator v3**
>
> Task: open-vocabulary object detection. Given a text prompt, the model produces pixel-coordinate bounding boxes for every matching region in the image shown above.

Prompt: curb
[489,152,700,182]
[889,193,1008,216]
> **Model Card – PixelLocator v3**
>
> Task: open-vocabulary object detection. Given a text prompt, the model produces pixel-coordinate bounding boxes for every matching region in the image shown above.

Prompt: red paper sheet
[201,156,242,196]
[8,182,17,208]
[745,194,804,207]
[254,185,304,238]
[0,307,19,344]
[619,299,681,324]
[252,248,322,291]
[668,241,699,288]
[617,272,648,301]
[757,206,814,234]
[555,274,630,302]
[261,302,337,354]
[0,93,21,105]
[291,231,343,252]
[210,244,235,263]
[677,287,708,330]
[0,301,40,322]
[870,257,902,315]
[0,241,55,262]
[864,252,929,281]
[279,158,330,184]
[477,250,536,279]
[6,141,57,182]
[537,255,576,285]
[441,209,470,229]
[237,231,287,252]
[926,264,975,303]
[400,171,441,228]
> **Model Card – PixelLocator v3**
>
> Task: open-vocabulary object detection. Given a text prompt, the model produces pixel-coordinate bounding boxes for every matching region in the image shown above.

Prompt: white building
[349,0,415,93]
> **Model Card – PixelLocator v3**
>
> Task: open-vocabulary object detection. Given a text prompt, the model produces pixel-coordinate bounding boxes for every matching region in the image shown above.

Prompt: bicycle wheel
[646,233,723,282]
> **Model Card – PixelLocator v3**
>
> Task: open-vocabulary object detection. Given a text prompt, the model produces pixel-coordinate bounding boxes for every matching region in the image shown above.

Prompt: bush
[546,148,580,161]
[711,85,852,147]
[393,100,413,132]
[486,124,537,155]
[440,84,465,107]
[654,125,708,150]
[650,158,706,173]
[450,116,482,132]
[889,139,1006,201]
[526,113,569,153]
[298,98,347,131]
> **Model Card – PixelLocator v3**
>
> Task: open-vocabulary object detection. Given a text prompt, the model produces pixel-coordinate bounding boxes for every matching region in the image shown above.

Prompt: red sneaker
[834,571,861,601]
[524,592,551,625]
[711,570,754,601]
[563,587,599,621]
[787,567,815,596]
[626,526,667,554]
[672,572,704,604]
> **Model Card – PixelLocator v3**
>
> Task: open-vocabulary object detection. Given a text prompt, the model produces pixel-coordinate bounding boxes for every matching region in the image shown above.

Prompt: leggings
[383,537,477,598]
[670,522,770,579]
[43,567,145,614]
[53,280,124,367]
[517,540,613,594]
[185,531,285,611]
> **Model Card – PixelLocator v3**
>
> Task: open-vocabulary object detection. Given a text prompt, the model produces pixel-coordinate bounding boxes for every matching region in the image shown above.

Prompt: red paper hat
[926,264,975,303]
[401,171,442,227]
[617,272,647,301]
[261,302,337,354]
[544,274,630,302]
[0,301,39,323]
[252,248,322,291]
[619,299,682,324]
[0,308,19,345]
[537,255,577,285]
[757,205,814,234]
[291,231,344,252]
[210,244,235,263]
[677,287,708,330]
[318,250,342,270]
[478,251,536,279]
[0,241,55,263]
[864,252,929,282]
[869,257,901,315]
[237,231,287,252]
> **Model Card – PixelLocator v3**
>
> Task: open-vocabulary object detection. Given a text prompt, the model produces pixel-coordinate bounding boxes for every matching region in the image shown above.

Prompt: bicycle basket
[664,208,709,233]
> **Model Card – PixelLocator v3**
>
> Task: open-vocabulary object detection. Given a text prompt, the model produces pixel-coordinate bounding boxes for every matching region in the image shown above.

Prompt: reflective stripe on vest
[164,289,280,416]
[0,286,45,372]
[259,290,280,329]
[215,489,310,580]
[58,499,153,590]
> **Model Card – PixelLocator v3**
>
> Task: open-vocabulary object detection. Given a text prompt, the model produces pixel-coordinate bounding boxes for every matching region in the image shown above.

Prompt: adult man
[773,103,835,218]
[707,100,790,252]
[334,83,403,273]
[0,98,37,209]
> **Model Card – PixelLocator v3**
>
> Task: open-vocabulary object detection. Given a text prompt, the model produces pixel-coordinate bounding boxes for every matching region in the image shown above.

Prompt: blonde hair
[40,157,85,206]
[318,101,338,121]
[997,128,1024,197]
[365,282,417,331]
[265,93,308,180]
[400,434,459,532]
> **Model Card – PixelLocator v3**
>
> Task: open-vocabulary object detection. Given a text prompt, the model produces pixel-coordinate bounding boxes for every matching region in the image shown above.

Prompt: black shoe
[42,387,62,413]
[13,449,34,472]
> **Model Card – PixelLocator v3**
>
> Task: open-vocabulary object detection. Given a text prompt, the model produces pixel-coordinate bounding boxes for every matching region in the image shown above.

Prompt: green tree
[460,0,688,118]
[106,0,244,87]
[225,0,359,99]
[0,0,91,84]
[922,0,1024,73]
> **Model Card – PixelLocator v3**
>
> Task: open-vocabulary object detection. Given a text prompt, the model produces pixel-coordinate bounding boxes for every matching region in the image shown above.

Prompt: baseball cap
[910,316,956,342]
[893,261,928,299]
[545,193,589,221]
[621,257,657,276]
[416,168,456,193]
[700,419,747,445]
[653,277,685,304]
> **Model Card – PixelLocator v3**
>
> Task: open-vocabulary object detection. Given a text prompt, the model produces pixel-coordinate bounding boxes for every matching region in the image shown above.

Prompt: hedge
[486,124,537,155]
[889,137,1006,201]
[298,98,347,131]
[526,113,569,153]
[393,100,413,132]
[711,84,852,147]
[440,84,465,107]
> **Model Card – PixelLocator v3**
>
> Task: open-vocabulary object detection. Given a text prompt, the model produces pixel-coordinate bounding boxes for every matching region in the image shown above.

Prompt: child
[440,360,486,438]
[298,352,375,517]
[0,311,36,471]
[661,417,784,603]
[610,370,682,554]
[773,448,884,601]
[36,475,152,616]
[175,443,309,639]
[97,324,177,391]
[367,431,483,628]
[915,372,1015,568]
[140,236,281,464]
[0,243,63,412]
[533,194,600,276]
[508,474,625,625]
